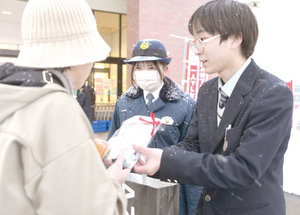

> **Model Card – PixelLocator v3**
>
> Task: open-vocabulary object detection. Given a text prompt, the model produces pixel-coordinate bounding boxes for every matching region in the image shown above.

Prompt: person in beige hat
[0,0,130,214]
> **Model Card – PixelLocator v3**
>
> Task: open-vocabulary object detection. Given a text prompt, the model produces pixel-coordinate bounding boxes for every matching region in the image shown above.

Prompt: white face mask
[134,70,163,92]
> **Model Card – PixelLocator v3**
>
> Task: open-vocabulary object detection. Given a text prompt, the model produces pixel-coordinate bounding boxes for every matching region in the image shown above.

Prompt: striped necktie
[219,89,229,109]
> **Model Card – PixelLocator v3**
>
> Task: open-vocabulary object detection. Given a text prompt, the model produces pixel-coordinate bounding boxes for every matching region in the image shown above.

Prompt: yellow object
[140,42,150,50]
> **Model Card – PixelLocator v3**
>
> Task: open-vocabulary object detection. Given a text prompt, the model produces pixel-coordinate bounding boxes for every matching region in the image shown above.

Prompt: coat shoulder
[201,76,218,89]
[123,85,143,99]
[257,69,291,90]
[180,90,196,107]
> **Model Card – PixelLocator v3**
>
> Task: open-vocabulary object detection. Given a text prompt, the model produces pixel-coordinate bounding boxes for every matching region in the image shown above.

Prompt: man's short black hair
[189,0,259,58]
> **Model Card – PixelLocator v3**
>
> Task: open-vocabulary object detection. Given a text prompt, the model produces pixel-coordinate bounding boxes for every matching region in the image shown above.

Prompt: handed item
[104,112,165,168]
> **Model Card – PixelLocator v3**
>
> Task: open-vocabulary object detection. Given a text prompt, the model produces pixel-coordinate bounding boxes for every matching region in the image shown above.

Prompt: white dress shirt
[143,82,164,105]
[217,58,251,126]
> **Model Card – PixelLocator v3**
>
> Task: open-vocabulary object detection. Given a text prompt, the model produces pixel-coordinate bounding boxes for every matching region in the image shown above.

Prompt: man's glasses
[189,33,227,55]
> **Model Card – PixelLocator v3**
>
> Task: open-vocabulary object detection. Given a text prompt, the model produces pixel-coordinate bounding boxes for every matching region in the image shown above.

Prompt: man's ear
[231,34,243,49]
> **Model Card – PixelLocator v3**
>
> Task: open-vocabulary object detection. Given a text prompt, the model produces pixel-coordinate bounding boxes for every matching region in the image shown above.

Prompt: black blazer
[159,60,293,215]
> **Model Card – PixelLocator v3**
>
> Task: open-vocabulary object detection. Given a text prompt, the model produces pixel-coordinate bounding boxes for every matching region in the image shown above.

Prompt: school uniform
[157,59,293,215]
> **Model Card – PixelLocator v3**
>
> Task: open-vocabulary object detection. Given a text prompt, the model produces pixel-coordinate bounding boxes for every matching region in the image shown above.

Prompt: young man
[133,0,293,214]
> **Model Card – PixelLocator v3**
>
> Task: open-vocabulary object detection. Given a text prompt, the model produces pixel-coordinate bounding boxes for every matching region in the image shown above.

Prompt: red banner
[184,42,207,100]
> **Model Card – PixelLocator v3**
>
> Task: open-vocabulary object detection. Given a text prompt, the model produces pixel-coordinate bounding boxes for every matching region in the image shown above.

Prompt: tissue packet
[105,113,165,168]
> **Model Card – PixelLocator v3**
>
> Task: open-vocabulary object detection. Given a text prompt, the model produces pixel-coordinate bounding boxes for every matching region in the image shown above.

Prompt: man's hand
[107,153,131,184]
[132,144,163,176]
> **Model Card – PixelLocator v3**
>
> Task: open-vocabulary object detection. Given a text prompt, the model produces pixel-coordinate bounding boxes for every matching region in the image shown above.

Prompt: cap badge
[140,42,150,50]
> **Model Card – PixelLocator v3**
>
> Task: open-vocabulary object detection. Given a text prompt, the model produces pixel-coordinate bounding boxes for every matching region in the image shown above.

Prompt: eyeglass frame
[189,32,228,55]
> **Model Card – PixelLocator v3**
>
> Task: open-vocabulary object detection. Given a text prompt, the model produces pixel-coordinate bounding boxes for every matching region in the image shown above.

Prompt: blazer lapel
[207,81,218,148]
[148,97,165,113]
[125,95,149,115]
[210,59,261,153]
[125,94,166,116]
[210,91,244,153]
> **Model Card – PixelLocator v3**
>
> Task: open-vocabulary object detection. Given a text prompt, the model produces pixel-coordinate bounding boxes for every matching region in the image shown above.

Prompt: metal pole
[169,34,192,90]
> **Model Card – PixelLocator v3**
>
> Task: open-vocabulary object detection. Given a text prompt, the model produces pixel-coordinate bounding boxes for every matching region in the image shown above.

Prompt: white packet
[106,113,166,168]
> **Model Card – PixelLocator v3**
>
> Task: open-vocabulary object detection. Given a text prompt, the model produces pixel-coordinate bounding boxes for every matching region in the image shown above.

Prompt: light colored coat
[0,71,126,214]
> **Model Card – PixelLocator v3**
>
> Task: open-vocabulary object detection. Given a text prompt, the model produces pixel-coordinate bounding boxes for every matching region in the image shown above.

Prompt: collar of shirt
[218,58,251,97]
[143,82,164,104]
[217,58,251,126]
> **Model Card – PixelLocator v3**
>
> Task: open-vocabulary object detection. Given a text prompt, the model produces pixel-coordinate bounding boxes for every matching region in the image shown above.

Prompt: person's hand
[107,153,131,184]
[132,144,163,176]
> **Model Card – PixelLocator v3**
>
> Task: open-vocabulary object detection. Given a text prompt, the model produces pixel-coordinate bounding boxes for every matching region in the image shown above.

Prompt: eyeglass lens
[189,40,203,54]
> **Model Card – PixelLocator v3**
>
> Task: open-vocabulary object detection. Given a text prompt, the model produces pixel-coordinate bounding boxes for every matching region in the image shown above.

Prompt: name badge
[161,116,174,125]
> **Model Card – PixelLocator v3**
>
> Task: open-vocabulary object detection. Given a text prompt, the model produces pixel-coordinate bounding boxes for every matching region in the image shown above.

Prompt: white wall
[252,0,300,82]
[251,0,300,195]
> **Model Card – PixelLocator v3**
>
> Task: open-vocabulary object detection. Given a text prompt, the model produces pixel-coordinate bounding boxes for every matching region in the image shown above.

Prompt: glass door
[93,63,118,103]
[89,63,118,121]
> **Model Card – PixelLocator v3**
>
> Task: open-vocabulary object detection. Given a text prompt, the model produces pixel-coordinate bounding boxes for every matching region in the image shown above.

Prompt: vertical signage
[184,42,207,100]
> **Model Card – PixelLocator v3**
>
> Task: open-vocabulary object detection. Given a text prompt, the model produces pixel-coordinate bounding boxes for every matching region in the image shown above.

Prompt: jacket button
[205,195,211,202]
[174,180,178,183]
[167,179,171,182]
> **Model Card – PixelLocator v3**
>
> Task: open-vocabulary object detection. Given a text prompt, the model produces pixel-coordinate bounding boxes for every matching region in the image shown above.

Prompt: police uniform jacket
[108,77,196,149]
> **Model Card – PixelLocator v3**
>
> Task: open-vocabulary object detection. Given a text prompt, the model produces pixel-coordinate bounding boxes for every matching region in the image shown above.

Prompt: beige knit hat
[15,0,111,68]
